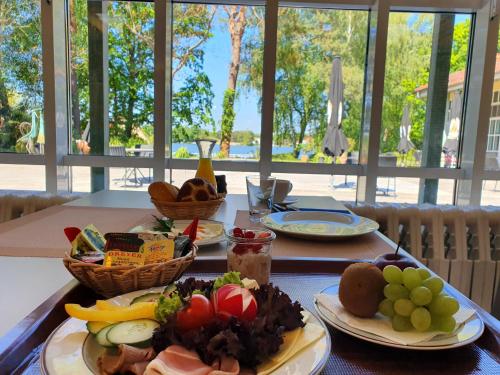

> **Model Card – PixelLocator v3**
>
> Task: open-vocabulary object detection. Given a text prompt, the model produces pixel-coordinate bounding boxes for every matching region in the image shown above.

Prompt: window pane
[381,12,471,169]
[271,7,369,164]
[70,0,154,156]
[375,177,454,204]
[0,1,43,154]
[481,181,500,205]
[0,164,45,191]
[171,4,263,162]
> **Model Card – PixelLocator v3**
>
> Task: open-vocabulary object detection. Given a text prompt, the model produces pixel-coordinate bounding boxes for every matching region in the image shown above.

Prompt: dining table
[0,191,498,374]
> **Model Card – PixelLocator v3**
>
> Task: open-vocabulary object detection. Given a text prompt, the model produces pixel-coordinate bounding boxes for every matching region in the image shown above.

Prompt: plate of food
[42,272,330,374]
[314,262,484,350]
[261,211,379,240]
[130,217,225,247]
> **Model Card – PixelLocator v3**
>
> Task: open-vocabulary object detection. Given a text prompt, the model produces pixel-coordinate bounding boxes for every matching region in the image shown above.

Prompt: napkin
[315,293,476,345]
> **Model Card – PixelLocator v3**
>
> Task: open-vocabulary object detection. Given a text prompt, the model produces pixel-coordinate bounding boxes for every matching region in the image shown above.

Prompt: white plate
[314,284,484,350]
[42,287,331,375]
[130,219,225,247]
[262,211,379,240]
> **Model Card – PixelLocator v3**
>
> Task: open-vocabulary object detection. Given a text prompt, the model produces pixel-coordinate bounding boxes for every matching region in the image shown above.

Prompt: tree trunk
[294,117,307,159]
[220,6,246,157]
[69,0,81,150]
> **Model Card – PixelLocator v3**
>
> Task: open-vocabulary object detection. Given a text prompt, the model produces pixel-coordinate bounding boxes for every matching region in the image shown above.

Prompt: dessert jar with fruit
[226,227,276,285]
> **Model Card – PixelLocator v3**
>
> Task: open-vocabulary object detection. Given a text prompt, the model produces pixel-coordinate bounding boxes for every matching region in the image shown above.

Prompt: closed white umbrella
[443,92,462,155]
[323,56,348,158]
[397,104,414,154]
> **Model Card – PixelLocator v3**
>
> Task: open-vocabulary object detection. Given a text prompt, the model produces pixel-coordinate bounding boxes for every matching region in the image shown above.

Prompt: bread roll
[177,178,218,202]
[148,181,178,202]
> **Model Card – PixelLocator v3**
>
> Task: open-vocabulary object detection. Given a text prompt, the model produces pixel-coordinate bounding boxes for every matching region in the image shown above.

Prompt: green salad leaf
[155,293,183,323]
[213,271,243,291]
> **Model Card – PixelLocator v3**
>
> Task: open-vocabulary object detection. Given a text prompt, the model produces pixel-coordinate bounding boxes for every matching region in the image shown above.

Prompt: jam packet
[70,224,106,257]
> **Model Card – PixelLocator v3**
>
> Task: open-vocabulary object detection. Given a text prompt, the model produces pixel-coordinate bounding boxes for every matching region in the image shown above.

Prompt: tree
[220,6,247,157]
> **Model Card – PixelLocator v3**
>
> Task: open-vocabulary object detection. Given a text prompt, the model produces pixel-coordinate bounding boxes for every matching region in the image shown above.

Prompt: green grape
[423,276,444,296]
[392,314,413,332]
[394,299,416,317]
[402,267,422,290]
[428,295,460,316]
[417,268,431,280]
[410,286,433,306]
[432,315,457,333]
[378,298,395,317]
[383,265,403,284]
[410,307,432,332]
[384,283,410,301]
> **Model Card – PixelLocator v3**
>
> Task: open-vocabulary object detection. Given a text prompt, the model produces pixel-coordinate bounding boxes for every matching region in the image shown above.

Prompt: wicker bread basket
[151,197,224,220]
[63,245,197,298]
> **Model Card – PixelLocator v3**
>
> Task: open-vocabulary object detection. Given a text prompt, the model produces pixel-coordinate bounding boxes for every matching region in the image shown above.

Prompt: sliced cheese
[256,323,325,375]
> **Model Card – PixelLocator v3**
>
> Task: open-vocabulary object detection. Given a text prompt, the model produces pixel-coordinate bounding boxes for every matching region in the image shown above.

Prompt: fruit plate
[314,284,484,351]
[41,287,331,375]
[261,211,379,240]
[130,219,225,247]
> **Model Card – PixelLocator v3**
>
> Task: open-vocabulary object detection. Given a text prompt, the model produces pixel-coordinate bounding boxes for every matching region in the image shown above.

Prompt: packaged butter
[104,250,145,267]
[80,224,106,252]
[142,239,174,264]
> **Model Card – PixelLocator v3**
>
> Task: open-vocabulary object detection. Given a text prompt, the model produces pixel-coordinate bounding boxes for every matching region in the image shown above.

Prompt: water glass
[246,175,276,222]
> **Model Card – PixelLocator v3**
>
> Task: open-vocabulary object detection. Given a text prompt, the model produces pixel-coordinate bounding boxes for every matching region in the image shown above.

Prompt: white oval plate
[130,219,225,247]
[262,211,379,240]
[314,284,484,351]
[42,287,331,375]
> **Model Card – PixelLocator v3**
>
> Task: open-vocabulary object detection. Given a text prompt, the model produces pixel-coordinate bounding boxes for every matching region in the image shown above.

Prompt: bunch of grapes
[378,266,459,332]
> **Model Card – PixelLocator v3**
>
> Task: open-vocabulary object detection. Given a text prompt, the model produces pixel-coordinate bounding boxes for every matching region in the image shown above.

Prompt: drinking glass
[246,175,276,222]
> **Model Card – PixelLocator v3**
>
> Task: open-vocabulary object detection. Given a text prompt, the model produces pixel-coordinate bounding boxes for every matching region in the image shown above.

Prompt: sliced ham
[144,345,241,375]
[210,356,240,375]
[98,344,155,375]
[144,345,213,375]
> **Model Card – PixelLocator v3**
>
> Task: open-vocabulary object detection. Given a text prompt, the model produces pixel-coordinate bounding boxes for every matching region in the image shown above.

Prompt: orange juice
[196,157,217,189]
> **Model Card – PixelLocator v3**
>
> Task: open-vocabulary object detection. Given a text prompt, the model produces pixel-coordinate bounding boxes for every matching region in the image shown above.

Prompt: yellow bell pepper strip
[65,302,156,322]
[95,300,123,311]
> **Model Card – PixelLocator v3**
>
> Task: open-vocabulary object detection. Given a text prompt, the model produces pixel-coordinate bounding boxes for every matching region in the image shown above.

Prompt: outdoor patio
[3,164,499,206]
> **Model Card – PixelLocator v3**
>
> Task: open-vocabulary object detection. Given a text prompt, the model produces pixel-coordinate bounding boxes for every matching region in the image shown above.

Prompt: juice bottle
[195,139,217,189]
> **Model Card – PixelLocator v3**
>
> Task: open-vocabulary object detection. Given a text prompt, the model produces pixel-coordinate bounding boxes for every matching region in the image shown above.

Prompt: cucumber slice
[96,324,118,347]
[107,319,160,347]
[130,292,162,305]
[87,321,112,335]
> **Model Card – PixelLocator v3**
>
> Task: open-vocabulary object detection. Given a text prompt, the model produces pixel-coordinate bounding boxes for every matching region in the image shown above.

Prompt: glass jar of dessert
[226,227,276,285]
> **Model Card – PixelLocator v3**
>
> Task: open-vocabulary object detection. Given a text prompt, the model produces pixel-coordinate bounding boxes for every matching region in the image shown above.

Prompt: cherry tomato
[176,294,214,331]
[212,284,258,321]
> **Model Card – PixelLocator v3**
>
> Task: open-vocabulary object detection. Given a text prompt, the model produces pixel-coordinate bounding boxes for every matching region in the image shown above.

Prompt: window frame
[0,0,497,206]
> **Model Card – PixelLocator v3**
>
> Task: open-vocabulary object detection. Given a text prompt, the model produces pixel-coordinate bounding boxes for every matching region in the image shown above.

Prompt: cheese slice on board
[256,323,325,375]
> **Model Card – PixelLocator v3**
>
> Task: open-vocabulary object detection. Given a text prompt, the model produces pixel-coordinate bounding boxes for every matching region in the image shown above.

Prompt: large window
[0,0,499,207]
[171,4,264,162]
[271,7,368,164]
[69,0,154,156]
[0,1,43,155]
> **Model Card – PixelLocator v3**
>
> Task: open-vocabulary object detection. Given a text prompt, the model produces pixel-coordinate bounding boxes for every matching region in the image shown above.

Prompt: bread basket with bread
[149,178,224,220]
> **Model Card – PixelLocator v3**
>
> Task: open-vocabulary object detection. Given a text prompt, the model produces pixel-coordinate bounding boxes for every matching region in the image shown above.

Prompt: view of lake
[172,143,296,158]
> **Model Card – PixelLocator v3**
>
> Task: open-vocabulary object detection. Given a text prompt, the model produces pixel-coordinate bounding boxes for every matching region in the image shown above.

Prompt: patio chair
[377,155,397,196]
[109,146,144,187]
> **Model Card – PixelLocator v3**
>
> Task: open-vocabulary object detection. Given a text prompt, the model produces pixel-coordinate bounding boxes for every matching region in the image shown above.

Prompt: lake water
[172,142,295,159]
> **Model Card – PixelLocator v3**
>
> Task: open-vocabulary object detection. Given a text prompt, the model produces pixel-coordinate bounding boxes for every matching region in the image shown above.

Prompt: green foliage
[231,130,256,145]
[271,153,300,162]
[220,88,236,151]
[174,147,192,159]
[172,72,215,142]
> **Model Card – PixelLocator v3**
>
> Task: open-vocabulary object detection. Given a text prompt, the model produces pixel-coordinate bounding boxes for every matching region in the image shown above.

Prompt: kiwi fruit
[339,262,386,318]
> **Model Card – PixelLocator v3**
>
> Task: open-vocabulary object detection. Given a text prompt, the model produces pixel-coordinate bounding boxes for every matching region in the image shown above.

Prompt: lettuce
[155,293,183,323]
[213,271,243,291]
